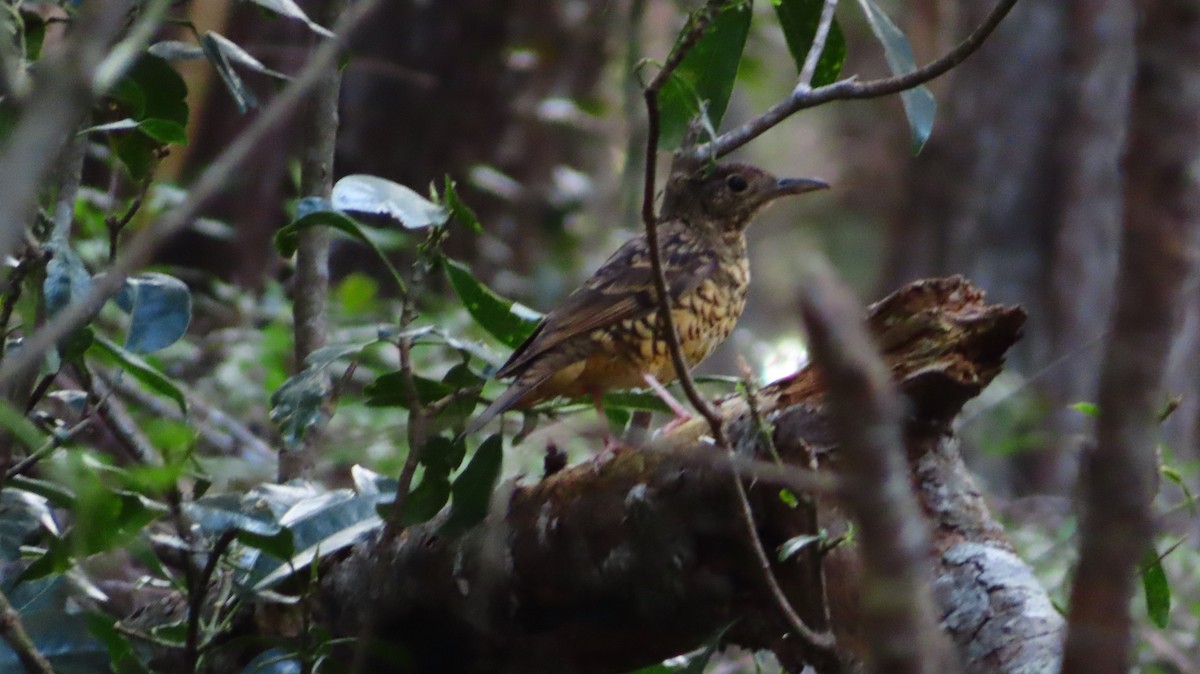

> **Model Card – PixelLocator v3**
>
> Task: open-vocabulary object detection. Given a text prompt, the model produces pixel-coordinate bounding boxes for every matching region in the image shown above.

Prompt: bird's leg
[592,391,622,454]
[642,373,693,422]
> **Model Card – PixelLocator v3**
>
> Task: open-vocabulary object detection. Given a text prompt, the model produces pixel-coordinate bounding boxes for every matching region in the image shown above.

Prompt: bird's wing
[495,227,718,379]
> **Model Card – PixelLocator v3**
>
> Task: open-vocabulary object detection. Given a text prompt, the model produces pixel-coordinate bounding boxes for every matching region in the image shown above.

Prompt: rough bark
[312,277,1062,673]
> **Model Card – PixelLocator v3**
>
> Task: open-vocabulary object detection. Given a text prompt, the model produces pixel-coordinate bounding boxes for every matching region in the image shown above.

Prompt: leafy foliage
[657,1,753,149]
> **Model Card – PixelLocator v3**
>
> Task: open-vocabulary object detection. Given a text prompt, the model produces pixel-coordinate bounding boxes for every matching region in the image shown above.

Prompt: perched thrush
[465,162,827,436]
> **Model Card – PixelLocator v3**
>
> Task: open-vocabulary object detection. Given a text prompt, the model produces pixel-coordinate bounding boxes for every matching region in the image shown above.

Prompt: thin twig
[0,585,55,674]
[3,418,93,480]
[689,0,1019,161]
[640,1,834,657]
[641,0,729,447]
[184,529,237,674]
[797,0,839,89]
[0,0,384,387]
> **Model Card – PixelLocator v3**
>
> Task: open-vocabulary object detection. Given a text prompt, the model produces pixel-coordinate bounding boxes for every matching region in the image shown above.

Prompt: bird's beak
[774,177,830,197]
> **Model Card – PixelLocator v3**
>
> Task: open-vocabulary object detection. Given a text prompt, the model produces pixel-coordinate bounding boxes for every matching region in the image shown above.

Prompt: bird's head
[660,162,828,232]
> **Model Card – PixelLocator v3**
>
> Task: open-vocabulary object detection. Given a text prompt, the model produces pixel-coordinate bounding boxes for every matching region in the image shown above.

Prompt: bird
[463,162,828,438]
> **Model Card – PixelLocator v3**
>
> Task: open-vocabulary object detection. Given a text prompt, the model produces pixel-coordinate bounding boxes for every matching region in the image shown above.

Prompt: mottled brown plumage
[465,162,827,436]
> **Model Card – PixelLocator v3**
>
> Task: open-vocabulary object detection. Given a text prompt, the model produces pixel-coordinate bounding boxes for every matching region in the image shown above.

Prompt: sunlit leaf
[778,533,822,561]
[201,33,258,113]
[332,174,449,229]
[250,491,384,589]
[657,1,753,149]
[444,259,541,349]
[116,272,192,354]
[79,119,142,134]
[148,40,205,61]
[854,0,936,153]
[774,0,847,87]
[441,434,503,536]
[242,0,335,38]
[204,31,290,80]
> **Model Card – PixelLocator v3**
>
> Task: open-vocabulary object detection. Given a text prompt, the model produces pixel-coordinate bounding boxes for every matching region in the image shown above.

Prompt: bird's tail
[460,377,541,439]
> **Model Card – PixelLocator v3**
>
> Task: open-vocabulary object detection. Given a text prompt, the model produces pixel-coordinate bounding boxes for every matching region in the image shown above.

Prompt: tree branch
[688,0,1020,162]
[1062,1,1199,670]
[281,0,351,482]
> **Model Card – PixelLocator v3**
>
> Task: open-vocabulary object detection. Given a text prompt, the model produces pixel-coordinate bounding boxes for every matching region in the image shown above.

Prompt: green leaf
[138,118,188,145]
[442,177,482,233]
[43,239,92,316]
[854,0,936,153]
[86,613,152,674]
[0,488,56,563]
[774,0,847,87]
[23,13,45,61]
[657,1,753,149]
[250,491,385,590]
[421,434,468,474]
[682,622,735,673]
[200,33,258,112]
[114,132,157,179]
[363,372,453,409]
[441,434,503,536]
[1161,464,1197,515]
[332,174,449,229]
[269,367,329,449]
[122,55,188,125]
[1069,401,1099,418]
[275,208,408,294]
[116,272,193,354]
[1140,545,1171,629]
[91,336,188,415]
[397,469,451,527]
[444,259,541,349]
[0,400,45,452]
[202,31,290,80]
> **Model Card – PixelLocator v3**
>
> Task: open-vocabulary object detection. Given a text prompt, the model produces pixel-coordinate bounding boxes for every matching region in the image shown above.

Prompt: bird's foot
[642,374,694,430]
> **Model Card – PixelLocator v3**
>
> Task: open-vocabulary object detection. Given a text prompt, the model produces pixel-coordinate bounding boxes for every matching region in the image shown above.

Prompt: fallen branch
[310,277,1055,673]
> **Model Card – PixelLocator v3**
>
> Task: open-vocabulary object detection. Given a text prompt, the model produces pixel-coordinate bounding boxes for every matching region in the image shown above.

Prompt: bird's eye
[726,174,748,193]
